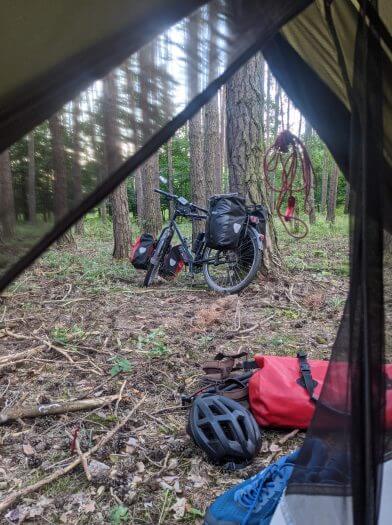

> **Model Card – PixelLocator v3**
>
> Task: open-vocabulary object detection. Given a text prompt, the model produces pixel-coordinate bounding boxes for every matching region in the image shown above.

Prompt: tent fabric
[0,0,206,154]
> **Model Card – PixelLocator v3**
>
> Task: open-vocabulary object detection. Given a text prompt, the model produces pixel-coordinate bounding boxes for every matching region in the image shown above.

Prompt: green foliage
[109,356,133,377]
[109,505,129,525]
[50,324,85,346]
[137,328,170,358]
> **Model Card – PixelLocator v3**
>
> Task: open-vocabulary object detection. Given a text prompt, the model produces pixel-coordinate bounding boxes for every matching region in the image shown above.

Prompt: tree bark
[135,168,144,227]
[167,138,175,217]
[269,82,281,213]
[186,16,206,240]
[102,71,131,258]
[49,113,75,246]
[219,86,226,192]
[138,43,162,237]
[286,97,290,130]
[265,68,271,146]
[321,148,329,213]
[140,154,162,236]
[27,132,37,224]
[344,181,350,214]
[226,53,280,270]
[326,162,339,223]
[0,149,16,240]
[304,120,316,224]
[72,98,84,234]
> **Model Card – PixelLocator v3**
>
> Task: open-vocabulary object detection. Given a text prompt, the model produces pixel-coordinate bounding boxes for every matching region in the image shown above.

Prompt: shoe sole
[203,508,239,525]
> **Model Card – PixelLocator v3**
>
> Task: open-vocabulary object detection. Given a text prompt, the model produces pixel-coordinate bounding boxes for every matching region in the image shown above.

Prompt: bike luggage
[205,194,247,250]
[249,353,392,429]
[130,233,155,270]
[159,245,184,279]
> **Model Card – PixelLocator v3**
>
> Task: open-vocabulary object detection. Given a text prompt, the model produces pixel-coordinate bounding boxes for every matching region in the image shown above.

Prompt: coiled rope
[263,130,313,239]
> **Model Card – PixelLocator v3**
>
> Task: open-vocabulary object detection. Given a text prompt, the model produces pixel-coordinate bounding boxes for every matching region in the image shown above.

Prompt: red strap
[284,196,296,222]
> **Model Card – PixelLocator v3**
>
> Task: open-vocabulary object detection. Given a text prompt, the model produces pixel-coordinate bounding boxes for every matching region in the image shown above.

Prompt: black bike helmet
[187,395,262,469]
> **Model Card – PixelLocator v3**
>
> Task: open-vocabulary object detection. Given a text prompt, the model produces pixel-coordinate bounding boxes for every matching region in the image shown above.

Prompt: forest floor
[0,215,349,525]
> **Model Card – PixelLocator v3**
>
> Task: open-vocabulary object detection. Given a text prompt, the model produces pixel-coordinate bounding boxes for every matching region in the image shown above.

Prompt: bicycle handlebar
[154,188,208,215]
[154,188,177,200]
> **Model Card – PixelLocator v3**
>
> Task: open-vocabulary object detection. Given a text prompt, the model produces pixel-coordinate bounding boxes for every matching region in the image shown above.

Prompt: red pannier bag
[159,245,184,280]
[249,354,392,429]
[130,234,155,270]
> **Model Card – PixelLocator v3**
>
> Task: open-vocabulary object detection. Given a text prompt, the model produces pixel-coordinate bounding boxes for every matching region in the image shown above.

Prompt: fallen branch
[0,396,145,514]
[0,346,43,369]
[278,429,300,445]
[0,394,121,424]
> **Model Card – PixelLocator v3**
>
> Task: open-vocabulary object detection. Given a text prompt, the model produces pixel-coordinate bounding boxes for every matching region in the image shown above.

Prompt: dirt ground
[0,223,348,524]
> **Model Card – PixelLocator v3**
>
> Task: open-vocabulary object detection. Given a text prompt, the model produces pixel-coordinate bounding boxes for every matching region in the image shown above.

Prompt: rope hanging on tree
[263,130,313,239]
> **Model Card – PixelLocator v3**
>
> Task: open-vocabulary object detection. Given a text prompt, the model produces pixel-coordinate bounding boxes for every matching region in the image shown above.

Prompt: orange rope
[264,130,313,239]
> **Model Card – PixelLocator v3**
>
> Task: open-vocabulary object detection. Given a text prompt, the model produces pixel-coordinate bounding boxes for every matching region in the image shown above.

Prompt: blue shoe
[204,450,299,525]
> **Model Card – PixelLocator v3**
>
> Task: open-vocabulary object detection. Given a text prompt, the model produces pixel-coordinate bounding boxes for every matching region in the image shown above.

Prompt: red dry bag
[249,353,392,429]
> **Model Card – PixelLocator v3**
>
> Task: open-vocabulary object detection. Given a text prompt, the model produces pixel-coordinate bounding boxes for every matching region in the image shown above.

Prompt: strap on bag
[297,351,318,401]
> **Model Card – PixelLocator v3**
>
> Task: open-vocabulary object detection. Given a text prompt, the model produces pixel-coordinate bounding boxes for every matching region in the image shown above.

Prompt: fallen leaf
[81,500,95,514]
[171,497,186,520]
[136,461,145,473]
[269,443,282,453]
[22,444,35,457]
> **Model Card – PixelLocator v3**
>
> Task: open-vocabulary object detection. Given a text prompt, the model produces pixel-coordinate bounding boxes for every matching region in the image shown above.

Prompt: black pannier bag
[130,233,155,270]
[247,204,267,236]
[205,194,247,250]
[159,245,184,279]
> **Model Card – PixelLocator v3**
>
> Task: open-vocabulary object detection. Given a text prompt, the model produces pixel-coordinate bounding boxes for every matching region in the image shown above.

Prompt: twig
[0,394,122,424]
[278,429,300,445]
[114,381,127,416]
[0,346,44,368]
[0,396,145,514]
[74,437,92,481]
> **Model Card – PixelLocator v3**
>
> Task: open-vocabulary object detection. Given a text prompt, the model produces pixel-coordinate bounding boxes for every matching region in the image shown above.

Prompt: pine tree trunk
[265,69,271,146]
[72,99,84,234]
[0,149,16,240]
[304,120,316,224]
[226,53,280,271]
[49,113,75,246]
[102,71,131,258]
[269,82,281,213]
[344,181,350,214]
[321,148,329,213]
[140,154,162,236]
[186,16,206,240]
[167,138,174,217]
[203,5,220,200]
[219,86,226,192]
[27,132,37,224]
[326,162,339,223]
[135,168,144,228]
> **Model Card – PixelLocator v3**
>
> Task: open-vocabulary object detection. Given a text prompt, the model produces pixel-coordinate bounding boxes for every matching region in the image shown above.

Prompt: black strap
[297,351,317,400]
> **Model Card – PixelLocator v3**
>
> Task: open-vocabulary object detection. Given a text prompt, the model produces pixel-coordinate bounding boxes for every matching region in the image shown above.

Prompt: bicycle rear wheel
[202,227,262,293]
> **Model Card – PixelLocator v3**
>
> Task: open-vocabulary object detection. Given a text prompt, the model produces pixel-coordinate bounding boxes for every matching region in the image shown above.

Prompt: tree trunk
[286,97,290,130]
[167,138,174,217]
[304,120,316,224]
[72,99,84,234]
[138,43,162,237]
[321,148,329,213]
[326,162,339,223]
[0,149,16,240]
[219,86,226,192]
[27,133,37,224]
[49,113,75,246]
[344,181,350,214]
[265,69,271,146]
[269,82,281,213]
[102,71,131,258]
[135,168,144,227]
[140,154,162,236]
[186,16,206,240]
[226,53,280,270]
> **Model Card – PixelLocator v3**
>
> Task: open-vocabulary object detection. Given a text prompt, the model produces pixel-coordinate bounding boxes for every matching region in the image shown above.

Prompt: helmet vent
[200,422,214,440]
[221,421,235,441]
[209,404,224,416]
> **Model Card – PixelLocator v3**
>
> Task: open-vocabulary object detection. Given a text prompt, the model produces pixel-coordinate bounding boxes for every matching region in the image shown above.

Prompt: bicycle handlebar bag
[205,194,247,250]
[130,233,155,270]
[249,354,392,429]
[159,245,184,279]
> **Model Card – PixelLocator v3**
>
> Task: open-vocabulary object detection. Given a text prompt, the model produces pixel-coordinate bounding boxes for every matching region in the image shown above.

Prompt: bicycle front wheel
[143,229,171,287]
[202,227,262,294]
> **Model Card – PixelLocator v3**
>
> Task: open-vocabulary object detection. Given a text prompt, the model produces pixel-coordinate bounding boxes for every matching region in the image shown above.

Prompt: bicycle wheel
[202,227,262,293]
[143,229,171,287]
